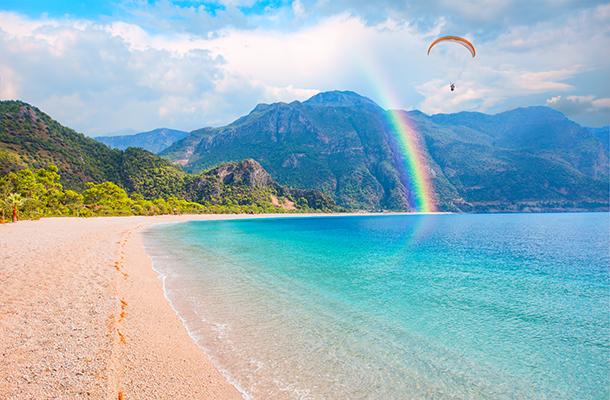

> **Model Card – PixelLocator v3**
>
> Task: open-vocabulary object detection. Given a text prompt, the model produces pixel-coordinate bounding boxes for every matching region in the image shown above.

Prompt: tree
[62,189,84,216]
[36,165,63,213]
[83,181,133,215]
[12,169,44,200]
[0,176,10,222]
[5,193,24,222]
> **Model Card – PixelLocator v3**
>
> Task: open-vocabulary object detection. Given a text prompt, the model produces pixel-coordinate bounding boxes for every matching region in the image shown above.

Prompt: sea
[142,213,609,400]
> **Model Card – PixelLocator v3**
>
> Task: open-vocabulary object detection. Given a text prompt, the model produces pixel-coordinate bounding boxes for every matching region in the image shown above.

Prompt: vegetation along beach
[1,0,609,399]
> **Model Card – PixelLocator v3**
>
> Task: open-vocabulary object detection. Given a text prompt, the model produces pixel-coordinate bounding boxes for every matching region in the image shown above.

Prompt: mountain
[586,126,609,152]
[429,107,607,178]
[421,107,608,210]
[94,128,189,154]
[1,100,125,191]
[161,91,410,210]
[0,100,337,212]
[160,91,609,212]
[3,96,606,213]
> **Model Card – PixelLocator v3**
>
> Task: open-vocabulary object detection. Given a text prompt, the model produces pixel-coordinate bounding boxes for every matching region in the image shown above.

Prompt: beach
[3,213,607,399]
[0,215,253,400]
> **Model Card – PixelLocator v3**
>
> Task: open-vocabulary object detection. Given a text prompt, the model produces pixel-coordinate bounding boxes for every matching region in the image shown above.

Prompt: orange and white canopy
[427,36,476,57]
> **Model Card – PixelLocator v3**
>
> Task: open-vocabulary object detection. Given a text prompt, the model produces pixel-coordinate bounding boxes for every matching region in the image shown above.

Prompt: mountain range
[156,91,608,212]
[2,91,608,213]
[94,128,189,154]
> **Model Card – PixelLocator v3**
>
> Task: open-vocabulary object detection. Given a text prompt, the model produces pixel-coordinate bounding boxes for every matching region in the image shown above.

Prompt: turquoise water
[143,213,609,399]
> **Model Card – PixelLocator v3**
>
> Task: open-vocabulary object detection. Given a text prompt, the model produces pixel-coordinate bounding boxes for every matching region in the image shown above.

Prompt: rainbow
[385,110,436,213]
[355,52,437,212]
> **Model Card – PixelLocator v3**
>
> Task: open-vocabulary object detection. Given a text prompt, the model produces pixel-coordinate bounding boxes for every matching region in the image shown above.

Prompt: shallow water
[143,213,609,399]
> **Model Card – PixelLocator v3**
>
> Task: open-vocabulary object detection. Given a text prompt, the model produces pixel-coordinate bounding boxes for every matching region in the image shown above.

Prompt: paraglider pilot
[427,36,476,94]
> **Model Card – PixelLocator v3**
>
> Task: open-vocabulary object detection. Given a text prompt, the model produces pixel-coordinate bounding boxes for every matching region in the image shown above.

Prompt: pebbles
[1,215,245,399]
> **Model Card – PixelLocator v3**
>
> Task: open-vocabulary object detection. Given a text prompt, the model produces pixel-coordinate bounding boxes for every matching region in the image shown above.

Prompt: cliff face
[211,159,276,189]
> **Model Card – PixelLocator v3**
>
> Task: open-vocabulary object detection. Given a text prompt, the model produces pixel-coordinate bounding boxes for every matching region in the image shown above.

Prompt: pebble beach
[0,215,247,399]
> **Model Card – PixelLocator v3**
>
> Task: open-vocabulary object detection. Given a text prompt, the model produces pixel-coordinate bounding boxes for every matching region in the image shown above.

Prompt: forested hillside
[0,100,123,191]
[0,100,339,220]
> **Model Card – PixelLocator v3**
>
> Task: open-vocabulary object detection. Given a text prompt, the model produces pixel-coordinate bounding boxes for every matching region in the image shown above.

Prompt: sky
[0,0,608,137]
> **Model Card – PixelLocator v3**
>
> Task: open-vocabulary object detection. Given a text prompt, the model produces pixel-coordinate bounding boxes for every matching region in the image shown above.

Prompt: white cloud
[415,77,504,115]
[202,15,362,88]
[0,11,323,135]
[292,0,306,18]
[0,65,18,100]
[0,11,58,39]
[414,62,581,116]
[0,0,609,133]
[512,69,577,92]
[414,2,609,123]
[546,95,610,126]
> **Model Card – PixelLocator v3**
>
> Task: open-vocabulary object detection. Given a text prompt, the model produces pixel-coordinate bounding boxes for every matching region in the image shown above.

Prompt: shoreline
[0,212,437,399]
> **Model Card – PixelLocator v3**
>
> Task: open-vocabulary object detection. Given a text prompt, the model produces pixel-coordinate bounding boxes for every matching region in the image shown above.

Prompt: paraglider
[427,36,476,58]
[428,36,475,92]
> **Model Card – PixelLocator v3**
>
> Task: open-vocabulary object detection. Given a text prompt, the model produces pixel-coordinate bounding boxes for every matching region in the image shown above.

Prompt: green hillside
[0,100,123,191]
[0,100,338,217]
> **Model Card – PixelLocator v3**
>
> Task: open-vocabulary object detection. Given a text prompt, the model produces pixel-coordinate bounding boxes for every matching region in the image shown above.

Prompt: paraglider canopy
[427,36,476,58]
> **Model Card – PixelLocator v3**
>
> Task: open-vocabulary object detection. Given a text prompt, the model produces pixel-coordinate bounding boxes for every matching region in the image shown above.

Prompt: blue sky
[0,0,117,19]
[0,0,608,136]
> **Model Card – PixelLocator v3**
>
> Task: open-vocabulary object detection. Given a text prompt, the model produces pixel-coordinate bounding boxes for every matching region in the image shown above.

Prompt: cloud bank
[0,0,608,136]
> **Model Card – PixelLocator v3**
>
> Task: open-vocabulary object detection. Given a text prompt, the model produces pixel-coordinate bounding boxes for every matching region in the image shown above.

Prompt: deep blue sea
[143,213,609,400]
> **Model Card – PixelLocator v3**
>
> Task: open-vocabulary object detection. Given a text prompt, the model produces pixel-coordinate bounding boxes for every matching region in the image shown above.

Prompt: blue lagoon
[143,213,609,399]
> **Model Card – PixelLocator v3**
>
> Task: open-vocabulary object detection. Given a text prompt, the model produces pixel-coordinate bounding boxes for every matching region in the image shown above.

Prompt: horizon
[0,0,608,135]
